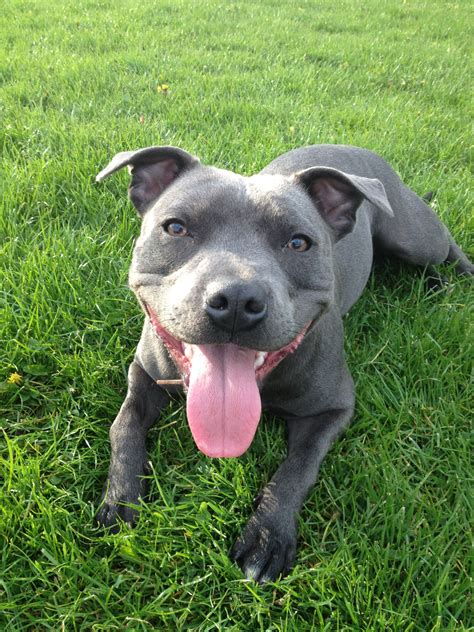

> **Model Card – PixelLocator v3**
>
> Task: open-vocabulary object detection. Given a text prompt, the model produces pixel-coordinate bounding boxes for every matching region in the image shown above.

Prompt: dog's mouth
[145,303,310,458]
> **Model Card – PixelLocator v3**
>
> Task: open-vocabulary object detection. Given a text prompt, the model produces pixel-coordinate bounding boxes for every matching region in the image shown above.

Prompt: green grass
[1,0,473,629]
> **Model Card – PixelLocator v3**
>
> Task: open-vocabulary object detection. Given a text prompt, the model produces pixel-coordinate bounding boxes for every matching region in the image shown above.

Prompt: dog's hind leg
[373,184,473,277]
[445,238,474,276]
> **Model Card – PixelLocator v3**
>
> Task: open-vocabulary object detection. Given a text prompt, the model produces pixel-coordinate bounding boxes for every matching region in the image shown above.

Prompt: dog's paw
[231,513,297,584]
[95,496,140,532]
[95,477,145,532]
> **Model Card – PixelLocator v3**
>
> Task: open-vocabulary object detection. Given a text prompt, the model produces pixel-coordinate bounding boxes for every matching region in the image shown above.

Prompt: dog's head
[97,146,391,457]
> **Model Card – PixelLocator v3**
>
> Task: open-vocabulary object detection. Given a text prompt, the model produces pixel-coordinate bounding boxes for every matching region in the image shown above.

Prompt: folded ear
[293,166,394,240]
[96,146,200,214]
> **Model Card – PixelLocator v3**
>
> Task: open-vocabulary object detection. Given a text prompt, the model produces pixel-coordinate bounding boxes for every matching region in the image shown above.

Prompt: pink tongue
[186,344,262,458]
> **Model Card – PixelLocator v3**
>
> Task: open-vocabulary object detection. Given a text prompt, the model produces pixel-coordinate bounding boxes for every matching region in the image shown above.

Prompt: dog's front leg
[231,407,353,583]
[96,360,169,530]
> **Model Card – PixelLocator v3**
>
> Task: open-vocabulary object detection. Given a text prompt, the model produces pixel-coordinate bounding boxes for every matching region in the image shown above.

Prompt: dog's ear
[293,167,393,240]
[96,146,200,215]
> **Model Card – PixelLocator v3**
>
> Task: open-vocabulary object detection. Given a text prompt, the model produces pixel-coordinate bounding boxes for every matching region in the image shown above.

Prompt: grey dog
[95,144,472,583]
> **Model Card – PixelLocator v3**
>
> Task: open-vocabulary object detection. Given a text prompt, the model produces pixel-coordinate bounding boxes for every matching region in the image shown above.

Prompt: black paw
[231,513,297,584]
[96,497,140,532]
[423,266,449,292]
[96,477,144,532]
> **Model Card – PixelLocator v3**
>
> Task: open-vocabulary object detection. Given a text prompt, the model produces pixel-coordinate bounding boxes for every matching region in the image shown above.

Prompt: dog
[95,144,473,583]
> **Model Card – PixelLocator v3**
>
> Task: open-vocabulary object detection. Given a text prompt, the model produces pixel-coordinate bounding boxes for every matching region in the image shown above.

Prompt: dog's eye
[286,234,312,252]
[163,219,188,237]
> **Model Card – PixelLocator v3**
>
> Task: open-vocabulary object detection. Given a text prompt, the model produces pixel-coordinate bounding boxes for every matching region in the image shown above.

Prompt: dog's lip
[143,302,311,386]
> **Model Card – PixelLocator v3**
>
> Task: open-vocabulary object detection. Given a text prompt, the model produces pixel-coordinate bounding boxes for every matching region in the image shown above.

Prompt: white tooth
[254,352,267,370]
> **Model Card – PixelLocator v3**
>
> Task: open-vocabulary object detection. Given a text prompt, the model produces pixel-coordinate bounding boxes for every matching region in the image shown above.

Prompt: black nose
[205,282,268,333]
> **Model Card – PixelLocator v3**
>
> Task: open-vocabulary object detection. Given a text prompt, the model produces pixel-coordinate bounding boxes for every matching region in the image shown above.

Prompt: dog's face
[130,166,335,351]
[97,146,390,457]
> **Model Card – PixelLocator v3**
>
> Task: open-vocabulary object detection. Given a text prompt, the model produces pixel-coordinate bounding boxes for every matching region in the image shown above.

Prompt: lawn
[0,0,472,629]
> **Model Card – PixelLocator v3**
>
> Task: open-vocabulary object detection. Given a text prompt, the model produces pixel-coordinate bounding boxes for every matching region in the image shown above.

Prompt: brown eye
[287,234,312,252]
[163,219,188,237]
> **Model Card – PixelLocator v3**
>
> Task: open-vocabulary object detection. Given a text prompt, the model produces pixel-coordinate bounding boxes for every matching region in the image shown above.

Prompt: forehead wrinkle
[246,174,296,220]
[246,175,328,243]
[247,173,290,198]
[175,168,249,219]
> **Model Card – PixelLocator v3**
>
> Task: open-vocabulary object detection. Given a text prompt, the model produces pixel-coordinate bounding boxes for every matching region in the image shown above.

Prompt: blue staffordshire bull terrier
[95,144,473,583]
